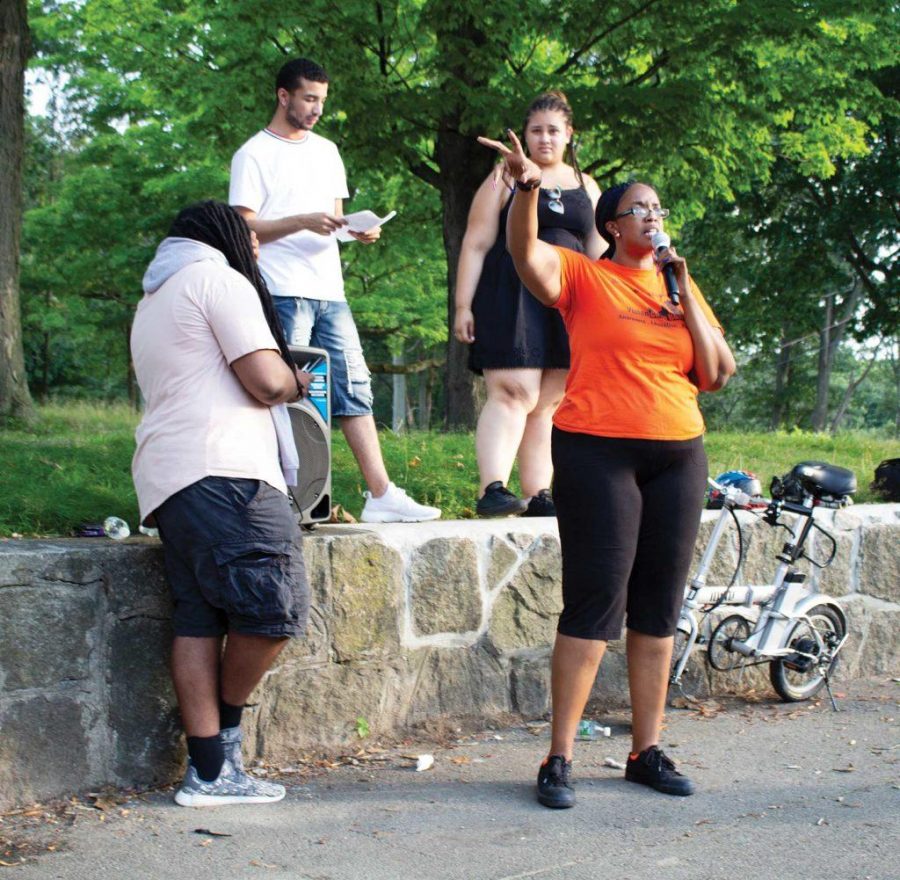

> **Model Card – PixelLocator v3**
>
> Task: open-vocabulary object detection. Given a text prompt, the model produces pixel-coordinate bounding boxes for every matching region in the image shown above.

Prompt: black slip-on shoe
[537,754,575,808]
[476,481,529,518]
[625,745,695,796]
[522,489,556,517]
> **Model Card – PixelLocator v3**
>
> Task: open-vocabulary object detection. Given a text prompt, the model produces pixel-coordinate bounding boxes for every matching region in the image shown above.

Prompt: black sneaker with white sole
[625,745,695,796]
[476,481,528,518]
[536,754,575,808]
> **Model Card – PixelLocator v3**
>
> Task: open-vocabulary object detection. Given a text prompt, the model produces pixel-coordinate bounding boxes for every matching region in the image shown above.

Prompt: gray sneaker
[174,757,286,807]
[220,725,246,773]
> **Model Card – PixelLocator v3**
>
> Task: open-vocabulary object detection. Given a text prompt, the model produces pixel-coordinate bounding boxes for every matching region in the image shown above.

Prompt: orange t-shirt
[552,247,723,440]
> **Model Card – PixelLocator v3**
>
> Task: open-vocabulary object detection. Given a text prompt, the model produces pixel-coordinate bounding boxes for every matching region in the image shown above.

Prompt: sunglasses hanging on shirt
[546,186,565,215]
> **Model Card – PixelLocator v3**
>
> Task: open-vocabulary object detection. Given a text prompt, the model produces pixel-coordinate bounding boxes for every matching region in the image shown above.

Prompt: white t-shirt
[229,129,350,302]
[131,260,287,522]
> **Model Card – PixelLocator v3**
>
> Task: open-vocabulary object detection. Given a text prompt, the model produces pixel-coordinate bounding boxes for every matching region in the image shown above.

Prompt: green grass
[1,403,897,537]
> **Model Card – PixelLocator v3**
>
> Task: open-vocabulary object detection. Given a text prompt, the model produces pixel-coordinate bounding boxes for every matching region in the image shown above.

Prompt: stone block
[840,597,900,678]
[736,517,783,585]
[0,544,102,589]
[0,695,92,810]
[276,537,332,666]
[856,525,900,603]
[709,659,771,698]
[0,586,98,692]
[255,659,405,754]
[486,536,519,591]
[812,530,856,597]
[689,516,739,588]
[487,536,562,651]
[402,645,511,723]
[102,545,171,619]
[668,632,713,701]
[508,652,551,718]
[108,617,182,784]
[508,531,540,551]
[329,536,402,662]
[588,641,630,709]
[409,538,481,636]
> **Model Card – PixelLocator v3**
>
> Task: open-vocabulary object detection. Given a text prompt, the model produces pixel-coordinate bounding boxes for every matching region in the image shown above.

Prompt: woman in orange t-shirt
[480,131,735,808]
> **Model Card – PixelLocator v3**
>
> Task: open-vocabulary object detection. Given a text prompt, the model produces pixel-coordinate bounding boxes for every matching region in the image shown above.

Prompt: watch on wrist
[515,177,542,192]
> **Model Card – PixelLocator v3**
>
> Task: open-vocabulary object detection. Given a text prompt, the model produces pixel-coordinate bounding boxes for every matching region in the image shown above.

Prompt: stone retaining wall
[1,507,897,809]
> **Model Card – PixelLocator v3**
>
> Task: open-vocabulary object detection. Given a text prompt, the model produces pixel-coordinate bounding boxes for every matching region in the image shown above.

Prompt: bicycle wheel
[769,604,845,702]
[708,614,752,671]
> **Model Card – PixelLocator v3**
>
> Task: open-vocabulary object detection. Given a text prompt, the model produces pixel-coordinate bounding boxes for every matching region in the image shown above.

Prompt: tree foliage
[683,66,898,431]
[20,0,900,429]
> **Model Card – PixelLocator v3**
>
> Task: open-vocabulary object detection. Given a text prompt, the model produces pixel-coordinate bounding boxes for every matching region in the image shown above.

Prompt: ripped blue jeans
[273,296,374,418]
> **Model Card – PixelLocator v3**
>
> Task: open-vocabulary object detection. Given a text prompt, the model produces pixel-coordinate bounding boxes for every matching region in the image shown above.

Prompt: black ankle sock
[219,698,244,731]
[187,734,225,782]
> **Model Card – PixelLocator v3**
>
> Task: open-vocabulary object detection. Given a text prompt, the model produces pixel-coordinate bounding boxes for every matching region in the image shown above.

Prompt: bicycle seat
[774,461,857,504]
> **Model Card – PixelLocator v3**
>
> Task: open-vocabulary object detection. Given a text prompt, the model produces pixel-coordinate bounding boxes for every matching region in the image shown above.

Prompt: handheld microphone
[651,231,680,305]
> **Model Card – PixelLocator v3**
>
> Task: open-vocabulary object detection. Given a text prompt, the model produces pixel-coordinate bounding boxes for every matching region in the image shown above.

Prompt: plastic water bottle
[103,516,130,540]
[576,720,611,740]
[138,525,159,538]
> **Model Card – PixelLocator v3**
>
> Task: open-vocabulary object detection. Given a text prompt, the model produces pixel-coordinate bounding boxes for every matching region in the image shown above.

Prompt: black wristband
[515,177,542,192]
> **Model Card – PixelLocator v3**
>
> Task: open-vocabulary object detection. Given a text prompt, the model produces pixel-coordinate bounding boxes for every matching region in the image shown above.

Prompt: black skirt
[469,186,594,374]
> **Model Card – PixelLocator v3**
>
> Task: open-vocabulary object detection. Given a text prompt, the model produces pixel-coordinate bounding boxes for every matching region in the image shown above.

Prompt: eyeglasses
[546,186,564,215]
[615,204,670,220]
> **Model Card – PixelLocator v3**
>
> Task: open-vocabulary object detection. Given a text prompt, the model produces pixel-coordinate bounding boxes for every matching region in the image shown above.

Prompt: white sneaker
[360,482,441,523]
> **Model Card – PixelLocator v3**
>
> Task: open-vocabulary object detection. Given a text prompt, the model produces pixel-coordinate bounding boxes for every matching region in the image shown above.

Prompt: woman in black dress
[454,92,606,517]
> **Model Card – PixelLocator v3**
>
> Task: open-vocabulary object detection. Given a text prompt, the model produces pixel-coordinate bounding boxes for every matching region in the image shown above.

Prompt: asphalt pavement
[3,679,898,880]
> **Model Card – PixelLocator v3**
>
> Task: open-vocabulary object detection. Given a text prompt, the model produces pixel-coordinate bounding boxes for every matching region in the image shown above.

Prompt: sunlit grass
[1,403,896,537]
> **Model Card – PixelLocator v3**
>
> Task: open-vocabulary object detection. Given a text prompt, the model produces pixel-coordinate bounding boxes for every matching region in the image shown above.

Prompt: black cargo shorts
[154,476,310,638]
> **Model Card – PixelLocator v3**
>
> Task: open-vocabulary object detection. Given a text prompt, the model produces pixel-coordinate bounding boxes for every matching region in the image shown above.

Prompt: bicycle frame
[670,480,848,690]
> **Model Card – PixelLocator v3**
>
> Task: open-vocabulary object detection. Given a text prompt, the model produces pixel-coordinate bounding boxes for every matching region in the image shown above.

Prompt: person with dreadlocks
[131,200,312,806]
[478,133,735,807]
[230,56,440,524]
[454,92,605,518]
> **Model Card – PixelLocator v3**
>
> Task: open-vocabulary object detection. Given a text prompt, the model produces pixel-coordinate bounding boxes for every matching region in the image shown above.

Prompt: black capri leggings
[551,428,708,640]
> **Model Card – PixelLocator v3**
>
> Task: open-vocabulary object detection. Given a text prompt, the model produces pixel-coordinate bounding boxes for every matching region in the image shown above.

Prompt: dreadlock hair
[522,91,583,188]
[594,179,640,260]
[276,57,329,95]
[167,201,293,367]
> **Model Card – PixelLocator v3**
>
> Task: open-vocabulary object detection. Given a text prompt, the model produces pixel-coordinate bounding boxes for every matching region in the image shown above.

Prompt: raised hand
[477,129,542,189]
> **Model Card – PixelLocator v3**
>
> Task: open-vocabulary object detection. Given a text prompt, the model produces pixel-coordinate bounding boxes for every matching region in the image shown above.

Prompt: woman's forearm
[505,188,562,306]
[455,241,490,310]
[683,291,736,391]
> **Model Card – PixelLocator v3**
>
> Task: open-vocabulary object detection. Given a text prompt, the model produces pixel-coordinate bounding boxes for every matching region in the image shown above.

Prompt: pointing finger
[477,136,512,156]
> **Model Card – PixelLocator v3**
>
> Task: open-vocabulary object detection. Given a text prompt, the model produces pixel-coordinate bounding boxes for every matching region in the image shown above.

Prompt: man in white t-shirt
[132,201,311,807]
[230,57,440,524]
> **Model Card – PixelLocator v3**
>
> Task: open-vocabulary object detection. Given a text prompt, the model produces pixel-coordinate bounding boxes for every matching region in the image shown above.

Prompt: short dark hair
[275,58,328,95]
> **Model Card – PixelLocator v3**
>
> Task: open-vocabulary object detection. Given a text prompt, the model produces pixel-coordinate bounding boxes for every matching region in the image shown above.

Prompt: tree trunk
[829,342,881,433]
[391,350,406,432]
[770,328,792,430]
[0,0,35,421]
[810,295,834,432]
[433,14,496,429]
[436,130,494,429]
[811,282,861,432]
[418,367,430,429]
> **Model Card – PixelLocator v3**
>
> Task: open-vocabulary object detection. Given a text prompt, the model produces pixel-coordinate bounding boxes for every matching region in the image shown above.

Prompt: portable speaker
[287,345,331,525]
